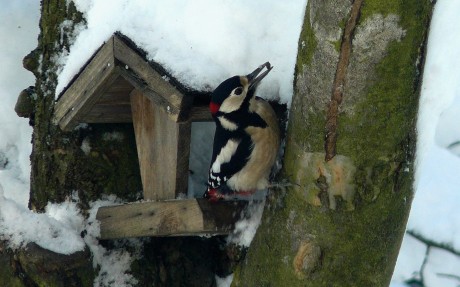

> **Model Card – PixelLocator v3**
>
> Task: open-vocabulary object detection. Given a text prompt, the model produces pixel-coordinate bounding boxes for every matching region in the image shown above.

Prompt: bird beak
[247,62,273,90]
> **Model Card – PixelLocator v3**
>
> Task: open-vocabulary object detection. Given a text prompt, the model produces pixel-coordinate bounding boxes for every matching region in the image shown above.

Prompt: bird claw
[203,189,256,202]
[203,189,226,202]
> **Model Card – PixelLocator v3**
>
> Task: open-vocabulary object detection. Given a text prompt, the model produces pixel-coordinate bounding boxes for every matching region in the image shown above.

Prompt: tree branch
[407,230,460,256]
[325,0,363,161]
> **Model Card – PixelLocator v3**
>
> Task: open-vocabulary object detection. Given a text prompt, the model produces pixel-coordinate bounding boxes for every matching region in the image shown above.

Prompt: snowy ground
[1,1,460,287]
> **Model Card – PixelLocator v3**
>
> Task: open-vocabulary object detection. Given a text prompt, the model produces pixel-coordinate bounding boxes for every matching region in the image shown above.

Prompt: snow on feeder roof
[54,33,211,131]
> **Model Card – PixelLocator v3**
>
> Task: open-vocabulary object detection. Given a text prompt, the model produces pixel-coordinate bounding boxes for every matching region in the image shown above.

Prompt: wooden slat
[106,75,133,93]
[96,76,133,105]
[84,104,132,123]
[114,36,190,122]
[54,37,117,131]
[131,90,191,200]
[96,93,131,105]
[96,199,248,239]
[115,66,180,117]
[188,105,213,122]
[175,120,192,196]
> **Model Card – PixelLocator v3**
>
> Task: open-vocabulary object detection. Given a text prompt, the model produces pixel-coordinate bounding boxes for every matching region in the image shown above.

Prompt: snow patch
[410,0,460,250]
[216,274,234,287]
[57,0,307,105]
[0,187,85,254]
[228,199,265,247]
[81,137,91,155]
[102,131,124,142]
[84,196,142,287]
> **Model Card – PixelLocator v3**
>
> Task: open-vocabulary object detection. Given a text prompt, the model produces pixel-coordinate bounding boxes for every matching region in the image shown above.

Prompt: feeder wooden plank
[54,38,117,131]
[114,36,190,122]
[96,76,133,105]
[188,105,212,122]
[96,92,131,106]
[84,104,132,123]
[115,67,177,117]
[96,199,248,239]
[131,90,191,200]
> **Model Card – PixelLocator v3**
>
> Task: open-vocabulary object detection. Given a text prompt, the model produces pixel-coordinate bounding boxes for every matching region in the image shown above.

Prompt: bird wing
[207,130,252,191]
[222,109,268,129]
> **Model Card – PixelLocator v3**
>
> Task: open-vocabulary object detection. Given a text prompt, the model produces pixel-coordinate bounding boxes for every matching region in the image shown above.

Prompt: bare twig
[437,273,460,282]
[419,245,430,284]
[407,230,460,257]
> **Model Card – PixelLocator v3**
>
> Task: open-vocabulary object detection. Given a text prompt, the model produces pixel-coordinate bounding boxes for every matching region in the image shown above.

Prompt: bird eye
[234,87,243,96]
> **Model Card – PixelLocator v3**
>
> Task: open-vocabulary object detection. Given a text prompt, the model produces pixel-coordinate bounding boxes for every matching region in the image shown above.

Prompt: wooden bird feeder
[53,34,248,239]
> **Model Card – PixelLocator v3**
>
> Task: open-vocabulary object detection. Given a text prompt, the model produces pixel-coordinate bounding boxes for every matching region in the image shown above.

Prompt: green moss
[74,264,95,287]
[19,1,142,286]
[360,1,399,20]
[295,1,317,75]
[360,0,429,32]
[286,110,324,153]
[233,192,301,287]
[235,0,433,285]
[30,1,142,211]
[330,16,348,53]
[330,39,341,53]
[30,0,86,210]
[236,152,414,286]
[0,255,26,287]
[337,0,432,199]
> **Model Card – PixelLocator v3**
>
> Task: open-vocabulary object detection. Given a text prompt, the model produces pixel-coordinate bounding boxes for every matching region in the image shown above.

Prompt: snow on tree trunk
[233,0,434,286]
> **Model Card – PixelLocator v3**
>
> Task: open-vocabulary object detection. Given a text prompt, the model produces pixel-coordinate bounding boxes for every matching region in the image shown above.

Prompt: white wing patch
[218,116,238,131]
[211,139,240,173]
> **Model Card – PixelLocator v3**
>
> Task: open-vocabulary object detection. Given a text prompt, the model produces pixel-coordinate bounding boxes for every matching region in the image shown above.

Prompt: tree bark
[29,1,142,212]
[234,0,433,286]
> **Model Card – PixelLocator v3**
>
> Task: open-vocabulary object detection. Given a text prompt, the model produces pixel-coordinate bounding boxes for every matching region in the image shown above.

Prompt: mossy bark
[234,0,433,286]
[29,1,142,212]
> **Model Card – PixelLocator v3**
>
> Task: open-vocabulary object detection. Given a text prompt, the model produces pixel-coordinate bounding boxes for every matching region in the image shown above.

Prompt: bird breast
[226,98,280,191]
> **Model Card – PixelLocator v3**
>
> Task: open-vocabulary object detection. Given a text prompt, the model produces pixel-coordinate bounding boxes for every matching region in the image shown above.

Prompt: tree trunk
[28,1,142,212]
[0,1,232,286]
[234,0,433,286]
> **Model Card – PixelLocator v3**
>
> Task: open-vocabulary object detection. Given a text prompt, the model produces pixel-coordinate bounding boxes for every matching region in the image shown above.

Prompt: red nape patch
[209,101,220,115]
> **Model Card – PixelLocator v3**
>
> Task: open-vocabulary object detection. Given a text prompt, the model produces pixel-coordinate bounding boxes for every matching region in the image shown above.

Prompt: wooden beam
[96,199,248,239]
[113,36,191,122]
[130,89,191,200]
[188,105,213,122]
[53,37,118,131]
[84,104,132,123]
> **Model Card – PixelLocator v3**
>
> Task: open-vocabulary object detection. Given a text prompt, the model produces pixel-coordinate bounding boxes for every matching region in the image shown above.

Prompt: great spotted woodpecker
[203,62,280,201]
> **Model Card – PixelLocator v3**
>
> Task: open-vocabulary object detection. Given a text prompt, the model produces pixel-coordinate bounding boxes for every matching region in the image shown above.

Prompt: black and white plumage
[204,62,280,201]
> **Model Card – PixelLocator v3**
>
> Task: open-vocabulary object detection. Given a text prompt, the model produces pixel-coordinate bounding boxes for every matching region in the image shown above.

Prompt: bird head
[209,62,273,116]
